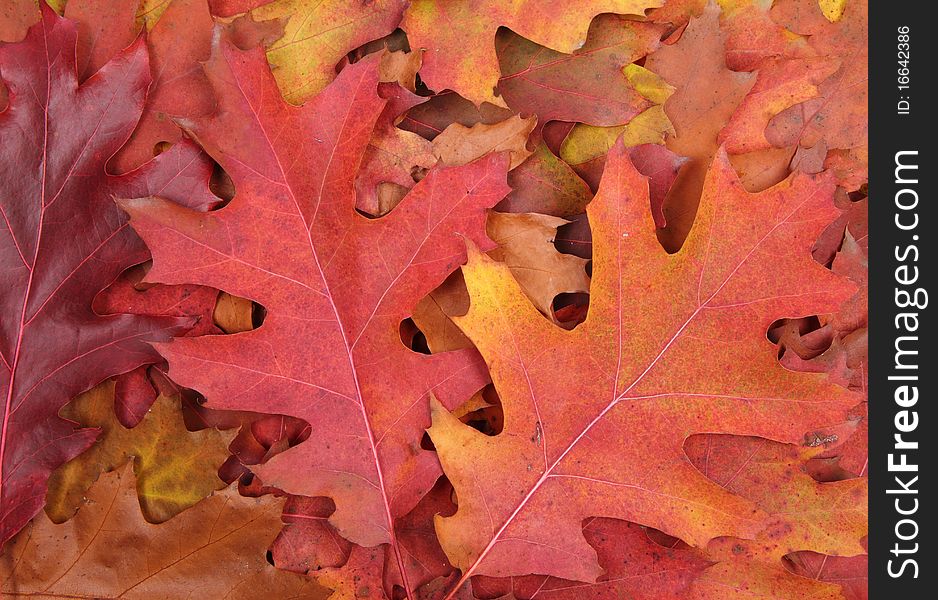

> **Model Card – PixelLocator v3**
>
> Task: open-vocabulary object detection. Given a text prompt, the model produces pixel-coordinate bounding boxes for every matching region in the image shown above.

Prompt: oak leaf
[685,435,867,564]
[121,29,510,598]
[689,559,845,599]
[1,462,329,599]
[64,0,140,83]
[95,264,236,428]
[64,0,283,172]
[0,6,218,546]
[398,92,514,142]
[717,0,805,72]
[787,551,867,600]
[428,141,857,591]
[45,379,234,525]
[401,0,663,107]
[494,17,665,127]
[433,115,536,171]
[719,57,838,155]
[412,272,475,355]
[472,518,711,599]
[643,1,754,251]
[766,0,868,190]
[243,0,407,104]
[356,58,436,218]
[486,212,590,322]
[498,144,593,218]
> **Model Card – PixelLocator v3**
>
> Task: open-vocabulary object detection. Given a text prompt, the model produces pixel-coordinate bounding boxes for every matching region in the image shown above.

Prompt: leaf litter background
[0,0,868,598]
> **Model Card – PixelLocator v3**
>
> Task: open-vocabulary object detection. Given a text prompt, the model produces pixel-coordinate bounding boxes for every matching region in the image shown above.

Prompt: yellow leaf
[46,380,234,524]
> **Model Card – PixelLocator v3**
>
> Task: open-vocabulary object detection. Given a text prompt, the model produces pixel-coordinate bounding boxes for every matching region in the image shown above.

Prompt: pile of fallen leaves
[0,0,868,598]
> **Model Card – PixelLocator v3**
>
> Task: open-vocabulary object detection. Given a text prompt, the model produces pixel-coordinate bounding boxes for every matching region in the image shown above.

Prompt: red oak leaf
[0,6,217,545]
[427,141,857,592]
[472,518,711,599]
[112,0,217,172]
[495,16,664,128]
[121,30,510,598]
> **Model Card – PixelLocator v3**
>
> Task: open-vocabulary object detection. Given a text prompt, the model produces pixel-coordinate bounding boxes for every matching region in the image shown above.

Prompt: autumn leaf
[717,0,803,72]
[787,551,867,600]
[486,212,590,323]
[643,1,754,250]
[0,5,219,546]
[719,56,838,155]
[0,1,869,598]
[0,0,45,43]
[64,0,140,82]
[401,0,664,107]
[120,27,510,598]
[472,518,711,599]
[686,435,867,561]
[398,91,514,142]
[559,105,675,170]
[95,264,237,427]
[44,379,234,525]
[412,272,476,355]
[113,0,218,172]
[427,141,857,590]
[433,115,536,170]
[63,0,284,172]
[690,559,846,599]
[0,462,329,598]
[242,0,407,104]
[356,52,436,218]
[766,0,868,190]
[498,143,593,218]
[494,16,665,127]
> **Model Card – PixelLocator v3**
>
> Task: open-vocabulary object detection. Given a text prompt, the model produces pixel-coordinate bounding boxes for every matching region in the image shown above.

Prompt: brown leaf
[487,212,590,322]
[433,115,537,170]
[644,2,754,251]
[2,463,329,599]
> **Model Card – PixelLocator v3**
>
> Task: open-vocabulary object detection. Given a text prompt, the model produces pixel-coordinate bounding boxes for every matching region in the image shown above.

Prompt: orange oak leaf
[433,115,536,171]
[486,212,591,322]
[120,29,510,598]
[689,558,846,599]
[643,2,754,251]
[718,56,838,155]
[0,5,219,546]
[685,435,867,564]
[401,0,663,107]
[427,141,857,592]
[0,462,329,599]
[412,272,476,355]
